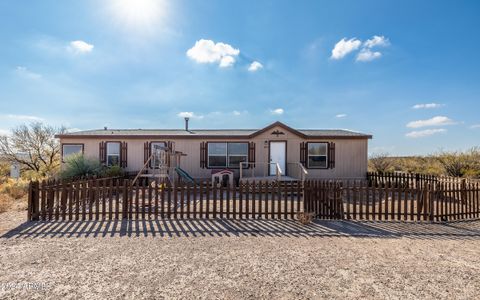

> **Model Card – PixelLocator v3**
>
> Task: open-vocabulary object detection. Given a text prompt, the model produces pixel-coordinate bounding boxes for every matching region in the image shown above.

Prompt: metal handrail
[287,162,308,182]
[275,163,282,181]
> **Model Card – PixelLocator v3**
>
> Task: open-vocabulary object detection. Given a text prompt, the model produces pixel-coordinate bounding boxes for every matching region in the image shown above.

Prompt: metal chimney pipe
[184,117,190,131]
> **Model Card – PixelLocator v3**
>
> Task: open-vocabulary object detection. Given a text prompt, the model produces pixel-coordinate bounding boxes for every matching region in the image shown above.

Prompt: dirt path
[1,211,480,299]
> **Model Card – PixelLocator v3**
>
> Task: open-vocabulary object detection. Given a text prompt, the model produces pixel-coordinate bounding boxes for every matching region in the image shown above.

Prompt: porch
[239,162,308,183]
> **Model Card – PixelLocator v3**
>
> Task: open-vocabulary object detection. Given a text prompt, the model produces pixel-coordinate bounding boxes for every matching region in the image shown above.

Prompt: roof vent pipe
[184,117,190,131]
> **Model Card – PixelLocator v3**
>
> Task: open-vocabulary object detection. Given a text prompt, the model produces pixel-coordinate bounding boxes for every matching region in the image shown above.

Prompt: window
[207,142,248,168]
[62,144,83,161]
[307,142,328,168]
[106,142,121,166]
[227,143,248,168]
[150,141,167,169]
[208,143,227,168]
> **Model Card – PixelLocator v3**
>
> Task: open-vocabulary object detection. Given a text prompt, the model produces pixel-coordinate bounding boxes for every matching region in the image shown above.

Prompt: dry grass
[0,178,28,199]
[0,194,15,213]
[0,178,28,213]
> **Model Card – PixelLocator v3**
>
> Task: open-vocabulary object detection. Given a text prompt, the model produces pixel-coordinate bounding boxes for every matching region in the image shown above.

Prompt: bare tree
[0,122,65,176]
[436,148,480,177]
[369,152,394,173]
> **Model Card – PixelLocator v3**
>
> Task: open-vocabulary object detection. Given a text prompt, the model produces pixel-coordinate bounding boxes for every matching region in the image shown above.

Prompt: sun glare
[107,0,168,33]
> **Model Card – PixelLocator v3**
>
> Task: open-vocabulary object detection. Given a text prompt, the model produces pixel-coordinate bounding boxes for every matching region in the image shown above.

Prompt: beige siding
[60,125,368,180]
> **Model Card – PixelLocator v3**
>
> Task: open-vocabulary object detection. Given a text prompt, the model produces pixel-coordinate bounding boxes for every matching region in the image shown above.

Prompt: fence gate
[304,181,343,219]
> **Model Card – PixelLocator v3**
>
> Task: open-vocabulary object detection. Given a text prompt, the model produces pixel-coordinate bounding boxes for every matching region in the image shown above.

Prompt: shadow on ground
[2,218,480,240]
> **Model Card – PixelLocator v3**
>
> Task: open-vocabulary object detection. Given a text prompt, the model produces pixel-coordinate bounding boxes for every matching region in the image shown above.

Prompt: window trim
[306,142,329,169]
[149,141,167,169]
[61,143,84,162]
[105,141,122,167]
[206,141,249,169]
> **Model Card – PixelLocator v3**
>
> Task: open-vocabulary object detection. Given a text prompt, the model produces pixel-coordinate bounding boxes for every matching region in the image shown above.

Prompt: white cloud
[248,61,263,72]
[270,108,284,115]
[219,55,236,68]
[68,40,94,54]
[186,39,240,67]
[412,103,444,109]
[406,116,456,128]
[335,114,347,118]
[0,129,9,136]
[363,35,390,48]
[470,124,480,129]
[177,112,204,119]
[356,49,382,62]
[66,128,82,133]
[15,66,42,80]
[1,114,44,121]
[232,110,248,116]
[406,128,446,138]
[331,38,362,60]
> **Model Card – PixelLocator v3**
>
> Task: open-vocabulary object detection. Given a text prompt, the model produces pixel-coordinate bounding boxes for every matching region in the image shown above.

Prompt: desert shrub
[0,178,28,199]
[59,154,105,180]
[368,153,394,173]
[436,148,480,178]
[22,169,47,182]
[392,156,443,175]
[0,161,9,177]
[371,148,480,178]
[105,165,124,178]
[0,161,9,184]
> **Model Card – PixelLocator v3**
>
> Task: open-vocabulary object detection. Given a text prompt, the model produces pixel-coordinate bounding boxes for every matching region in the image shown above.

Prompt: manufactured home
[56,121,372,182]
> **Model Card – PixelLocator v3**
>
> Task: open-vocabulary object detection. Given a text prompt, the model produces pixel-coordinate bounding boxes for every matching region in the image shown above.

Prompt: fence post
[337,182,344,219]
[122,179,129,220]
[428,184,438,222]
[28,181,39,221]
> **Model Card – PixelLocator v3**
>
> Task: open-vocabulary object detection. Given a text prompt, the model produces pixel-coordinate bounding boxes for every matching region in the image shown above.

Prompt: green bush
[59,154,105,180]
[105,165,124,178]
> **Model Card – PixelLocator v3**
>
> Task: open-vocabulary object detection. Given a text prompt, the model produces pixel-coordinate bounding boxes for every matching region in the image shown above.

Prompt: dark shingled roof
[57,122,372,139]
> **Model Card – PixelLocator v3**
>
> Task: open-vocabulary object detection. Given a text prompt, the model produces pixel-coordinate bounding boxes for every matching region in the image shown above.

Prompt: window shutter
[144,142,149,164]
[248,142,256,169]
[200,142,206,168]
[167,141,173,167]
[300,142,306,166]
[121,142,128,168]
[99,141,106,164]
[328,142,336,169]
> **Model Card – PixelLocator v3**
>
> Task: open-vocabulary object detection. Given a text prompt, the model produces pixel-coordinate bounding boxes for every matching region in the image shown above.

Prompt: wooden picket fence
[28,178,306,221]
[27,174,480,222]
[366,171,477,188]
[342,180,480,221]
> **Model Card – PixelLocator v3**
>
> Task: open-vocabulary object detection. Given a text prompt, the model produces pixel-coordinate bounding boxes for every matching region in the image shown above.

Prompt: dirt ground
[1,210,480,299]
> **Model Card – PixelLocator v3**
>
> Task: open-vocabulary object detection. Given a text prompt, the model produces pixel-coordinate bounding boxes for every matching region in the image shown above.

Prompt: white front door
[269,141,286,176]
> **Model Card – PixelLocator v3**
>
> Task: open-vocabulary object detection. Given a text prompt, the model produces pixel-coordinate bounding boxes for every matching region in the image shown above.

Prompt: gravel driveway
[1,210,480,299]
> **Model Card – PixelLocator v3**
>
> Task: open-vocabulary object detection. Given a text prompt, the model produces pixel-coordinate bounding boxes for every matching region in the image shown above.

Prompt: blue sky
[0,0,479,155]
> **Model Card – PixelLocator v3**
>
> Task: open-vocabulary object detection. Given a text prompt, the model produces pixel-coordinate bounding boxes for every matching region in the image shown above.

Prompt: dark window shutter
[99,141,106,164]
[200,142,206,168]
[144,142,149,164]
[167,141,173,167]
[300,142,306,166]
[328,142,336,169]
[248,142,256,169]
[121,142,128,168]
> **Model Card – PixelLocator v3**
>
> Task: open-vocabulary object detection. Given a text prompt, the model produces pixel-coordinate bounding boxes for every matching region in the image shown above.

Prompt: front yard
[1,210,480,299]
